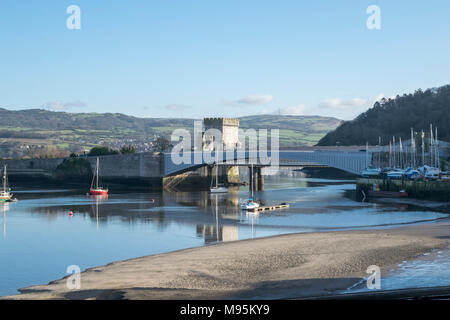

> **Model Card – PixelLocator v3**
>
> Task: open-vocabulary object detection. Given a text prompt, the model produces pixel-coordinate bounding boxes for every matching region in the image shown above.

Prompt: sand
[3,221,450,300]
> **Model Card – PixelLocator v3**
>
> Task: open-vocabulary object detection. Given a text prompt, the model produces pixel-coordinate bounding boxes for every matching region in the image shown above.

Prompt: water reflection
[1,203,9,239]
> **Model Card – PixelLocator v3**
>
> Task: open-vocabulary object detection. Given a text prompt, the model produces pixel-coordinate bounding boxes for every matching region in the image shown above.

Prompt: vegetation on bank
[318,85,450,146]
[54,157,92,179]
[88,146,120,156]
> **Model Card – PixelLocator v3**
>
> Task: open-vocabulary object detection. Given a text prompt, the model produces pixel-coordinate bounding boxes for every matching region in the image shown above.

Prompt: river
[1,170,449,297]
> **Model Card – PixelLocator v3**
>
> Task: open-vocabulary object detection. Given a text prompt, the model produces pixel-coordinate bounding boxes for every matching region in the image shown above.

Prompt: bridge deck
[163,150,370,176]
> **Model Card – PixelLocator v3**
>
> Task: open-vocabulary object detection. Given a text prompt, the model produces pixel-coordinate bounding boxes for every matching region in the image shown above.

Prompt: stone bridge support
[249,166,264,191]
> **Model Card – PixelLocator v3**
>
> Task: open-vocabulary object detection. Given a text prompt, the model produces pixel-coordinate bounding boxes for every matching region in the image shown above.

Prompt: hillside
[317,85,450,146]
[0,109,341,158]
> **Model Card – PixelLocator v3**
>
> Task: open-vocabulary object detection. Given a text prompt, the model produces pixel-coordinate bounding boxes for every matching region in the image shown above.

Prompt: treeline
[317,85,450,146]
[0,108,194,133]
[0,130,48,139]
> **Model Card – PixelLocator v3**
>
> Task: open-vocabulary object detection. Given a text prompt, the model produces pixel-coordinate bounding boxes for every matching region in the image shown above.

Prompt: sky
[1,0,450,120]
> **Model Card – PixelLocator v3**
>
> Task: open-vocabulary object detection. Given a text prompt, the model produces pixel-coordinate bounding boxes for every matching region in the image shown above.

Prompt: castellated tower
[203,118,239,151]
[202,118,240,184]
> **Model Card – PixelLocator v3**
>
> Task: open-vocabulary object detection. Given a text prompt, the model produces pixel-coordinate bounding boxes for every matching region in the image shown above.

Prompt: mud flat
[3,221,450,300]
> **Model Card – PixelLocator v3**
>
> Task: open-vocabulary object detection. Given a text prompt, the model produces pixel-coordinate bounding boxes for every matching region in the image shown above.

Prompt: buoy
[69,211,73,216]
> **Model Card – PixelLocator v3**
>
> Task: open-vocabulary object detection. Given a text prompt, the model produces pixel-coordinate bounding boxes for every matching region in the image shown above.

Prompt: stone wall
[0,152,164,189]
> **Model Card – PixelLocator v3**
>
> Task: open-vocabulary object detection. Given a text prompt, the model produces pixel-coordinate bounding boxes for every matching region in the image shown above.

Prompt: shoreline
[3,219,450,300]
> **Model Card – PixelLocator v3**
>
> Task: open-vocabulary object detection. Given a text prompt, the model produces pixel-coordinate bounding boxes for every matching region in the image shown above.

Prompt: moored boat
[209,163,228,194]
[0,165,13,202]
[361,166,381,177]
[241,198,260,210]
[90,157,109,196]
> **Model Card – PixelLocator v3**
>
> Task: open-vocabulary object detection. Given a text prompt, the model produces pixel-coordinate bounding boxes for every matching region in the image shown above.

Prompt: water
[345,248,450,293]
[0,173,449,297]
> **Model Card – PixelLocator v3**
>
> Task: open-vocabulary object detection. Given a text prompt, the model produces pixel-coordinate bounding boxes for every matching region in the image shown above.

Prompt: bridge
[163,150,371,176]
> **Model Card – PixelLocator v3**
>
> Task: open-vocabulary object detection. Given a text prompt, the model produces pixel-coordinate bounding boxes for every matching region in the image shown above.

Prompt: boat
[90,157,109,196]
[0,165,13,202]
[361,166,381,177]
[240,198,260,210]
[367,190,408,198]
[210,164,228,193]
[386,168,405,179]
[404,167,421,180]
[241,164,260,210]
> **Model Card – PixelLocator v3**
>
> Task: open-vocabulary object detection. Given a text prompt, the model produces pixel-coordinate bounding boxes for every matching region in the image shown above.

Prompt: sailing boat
[210,164,228,193]
[241,164,260,210]
[0,165,13,202]
[90,157,109,196]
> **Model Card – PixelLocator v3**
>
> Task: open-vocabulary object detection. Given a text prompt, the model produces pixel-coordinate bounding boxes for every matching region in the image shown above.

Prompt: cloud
[222,94,274,107]
[274,105,307,116]
[318,97,368,110]
[43,100,86,111]
[164,104,191,111]
[237,94,274,105]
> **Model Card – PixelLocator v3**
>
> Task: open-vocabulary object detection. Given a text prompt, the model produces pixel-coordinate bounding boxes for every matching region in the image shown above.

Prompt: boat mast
[430,124,434,167]
[96,157,99,189]
[421,130,425,166]
[215,164,218,188]
[399,137,403,169]
[393,137,396,168]
[435,127,439,169]
[389,141,392,168]
[411,128,415,168]
[365,142,369,168]
[251,163,253,198]
[3,165,6,193]
[378,137,381,168]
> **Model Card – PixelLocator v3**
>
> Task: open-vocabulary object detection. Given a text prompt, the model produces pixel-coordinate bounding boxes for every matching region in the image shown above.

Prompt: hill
[0,109,341,158]
[317,85,450,146]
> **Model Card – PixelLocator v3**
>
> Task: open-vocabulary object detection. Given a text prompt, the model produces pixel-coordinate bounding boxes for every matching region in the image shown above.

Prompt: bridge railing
[163,150,370,176]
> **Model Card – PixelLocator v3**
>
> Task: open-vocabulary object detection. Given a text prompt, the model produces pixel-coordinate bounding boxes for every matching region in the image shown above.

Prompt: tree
[120,144,137,154]
[152,136,172,152]
[88,146,119,156]
[317,85,450,146]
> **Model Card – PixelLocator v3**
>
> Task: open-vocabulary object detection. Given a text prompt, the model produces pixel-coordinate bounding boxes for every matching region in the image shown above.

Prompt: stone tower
[203,118,240,151]
[203,118,240,184]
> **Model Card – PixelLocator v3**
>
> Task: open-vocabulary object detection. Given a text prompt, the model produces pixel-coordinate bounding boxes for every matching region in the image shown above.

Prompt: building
[203,118,240,151]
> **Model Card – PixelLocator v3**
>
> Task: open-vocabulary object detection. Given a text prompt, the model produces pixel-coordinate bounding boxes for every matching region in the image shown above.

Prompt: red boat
[90,157,109,196]
[90,188,108,196]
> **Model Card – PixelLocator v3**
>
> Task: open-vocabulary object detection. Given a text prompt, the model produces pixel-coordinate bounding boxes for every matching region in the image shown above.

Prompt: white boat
[386,168,405,179]
[0,165,13,202]
[241,164,261,210]
[361,167,381,177]
[417,165,440,180]
[240,198,260,210]
[210,163,228,193]
[210,186,229,194]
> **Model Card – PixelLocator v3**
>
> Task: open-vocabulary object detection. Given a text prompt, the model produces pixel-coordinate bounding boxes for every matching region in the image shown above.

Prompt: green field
[0,108,342,158]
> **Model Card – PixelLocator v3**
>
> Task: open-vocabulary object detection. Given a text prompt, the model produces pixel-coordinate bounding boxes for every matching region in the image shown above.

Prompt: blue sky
[1,0,450,120]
